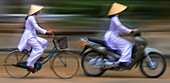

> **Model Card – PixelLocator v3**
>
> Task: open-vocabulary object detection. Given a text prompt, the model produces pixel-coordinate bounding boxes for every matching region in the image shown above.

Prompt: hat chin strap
[33,12,39,16]
[36,12,40,15]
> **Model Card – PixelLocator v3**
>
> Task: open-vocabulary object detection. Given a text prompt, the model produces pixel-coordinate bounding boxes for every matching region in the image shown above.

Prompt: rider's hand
[46,31,52,34]
[130,29,136,33]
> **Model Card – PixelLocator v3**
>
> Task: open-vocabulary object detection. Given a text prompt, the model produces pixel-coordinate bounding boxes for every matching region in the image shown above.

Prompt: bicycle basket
[56,36,68,49]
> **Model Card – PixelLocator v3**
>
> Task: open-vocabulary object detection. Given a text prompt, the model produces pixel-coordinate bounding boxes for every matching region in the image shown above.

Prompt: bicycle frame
[5,33,79,79]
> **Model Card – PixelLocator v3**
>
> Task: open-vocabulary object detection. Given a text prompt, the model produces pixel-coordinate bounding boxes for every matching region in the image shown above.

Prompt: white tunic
[104,15,132,63]
[104,15,132,50]
[17,15,47,52]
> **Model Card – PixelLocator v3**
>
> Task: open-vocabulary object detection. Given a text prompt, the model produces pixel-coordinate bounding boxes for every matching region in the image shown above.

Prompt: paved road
[0,52,170,83]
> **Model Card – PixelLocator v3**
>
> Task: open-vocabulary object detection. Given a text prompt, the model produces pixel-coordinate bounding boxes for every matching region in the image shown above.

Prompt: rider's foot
[27,66,35,73]
[119,62,130,67]
[104,62,119,67]
[28,66,34,69]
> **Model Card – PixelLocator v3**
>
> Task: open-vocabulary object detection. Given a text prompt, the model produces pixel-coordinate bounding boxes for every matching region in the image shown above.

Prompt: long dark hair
[25,16,29,20]
[25,12,37,20]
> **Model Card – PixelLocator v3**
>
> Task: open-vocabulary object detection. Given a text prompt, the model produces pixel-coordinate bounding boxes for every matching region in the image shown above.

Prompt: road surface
[0,52,170,83]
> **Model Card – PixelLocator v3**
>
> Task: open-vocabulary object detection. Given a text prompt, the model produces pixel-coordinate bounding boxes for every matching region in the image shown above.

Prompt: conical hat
[108,3,127,16]
[28,4,44,16]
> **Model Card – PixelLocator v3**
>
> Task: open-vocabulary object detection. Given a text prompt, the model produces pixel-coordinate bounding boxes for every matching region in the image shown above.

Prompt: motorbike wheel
[140,53,166,78]
[81,50,106,77]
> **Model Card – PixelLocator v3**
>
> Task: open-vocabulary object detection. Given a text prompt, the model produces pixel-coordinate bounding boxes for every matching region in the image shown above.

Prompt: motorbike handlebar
[133,29,141,36]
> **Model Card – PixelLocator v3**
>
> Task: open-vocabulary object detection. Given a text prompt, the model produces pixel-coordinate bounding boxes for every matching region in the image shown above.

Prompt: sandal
[119,62,130,67]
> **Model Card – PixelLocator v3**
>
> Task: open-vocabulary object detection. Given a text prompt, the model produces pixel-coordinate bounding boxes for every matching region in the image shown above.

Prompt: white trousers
[26,37,48,67]
[110,37,132,63]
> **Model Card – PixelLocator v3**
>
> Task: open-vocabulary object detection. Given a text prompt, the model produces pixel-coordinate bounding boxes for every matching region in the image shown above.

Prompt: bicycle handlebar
[51,33,56,46]
[51,33,55,40]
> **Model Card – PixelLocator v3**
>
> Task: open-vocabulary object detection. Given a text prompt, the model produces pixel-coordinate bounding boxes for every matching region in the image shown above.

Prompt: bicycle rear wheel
[51,51,79,79]
[4,50,30,78]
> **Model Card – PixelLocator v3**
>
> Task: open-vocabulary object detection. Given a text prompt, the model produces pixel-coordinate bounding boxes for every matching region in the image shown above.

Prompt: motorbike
[79,29,166,78]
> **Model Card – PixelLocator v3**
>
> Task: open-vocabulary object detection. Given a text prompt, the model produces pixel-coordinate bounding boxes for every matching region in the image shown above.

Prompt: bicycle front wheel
[51,51,79,79]
[4,50,30,78]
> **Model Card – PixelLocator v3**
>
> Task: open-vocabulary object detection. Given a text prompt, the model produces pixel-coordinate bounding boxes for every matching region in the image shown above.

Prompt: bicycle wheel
[51,51,79,79]
[140,53,166,78]
[4,50,30,78]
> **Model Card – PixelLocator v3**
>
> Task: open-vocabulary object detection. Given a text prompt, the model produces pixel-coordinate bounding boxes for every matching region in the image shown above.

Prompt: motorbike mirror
[134,29,141,36]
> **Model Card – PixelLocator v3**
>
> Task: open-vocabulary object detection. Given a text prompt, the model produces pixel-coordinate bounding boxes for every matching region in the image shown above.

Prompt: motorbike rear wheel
[81,50,106,77]
[140,53,166,78]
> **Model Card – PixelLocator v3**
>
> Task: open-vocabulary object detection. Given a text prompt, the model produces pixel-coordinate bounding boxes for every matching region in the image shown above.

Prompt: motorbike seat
[87,37,107,47]
[87,37,119,53]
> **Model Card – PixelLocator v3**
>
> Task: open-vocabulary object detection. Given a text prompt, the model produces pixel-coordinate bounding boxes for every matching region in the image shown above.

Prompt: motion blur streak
[0,0,170,53]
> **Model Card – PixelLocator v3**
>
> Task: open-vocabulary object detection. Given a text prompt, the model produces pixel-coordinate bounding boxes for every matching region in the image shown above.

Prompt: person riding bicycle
[17,4,52,70]
[104,3,135,67]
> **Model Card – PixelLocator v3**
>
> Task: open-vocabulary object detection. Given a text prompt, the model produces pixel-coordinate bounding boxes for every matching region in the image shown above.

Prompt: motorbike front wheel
[140,53,166,78]
[81,51,106,77]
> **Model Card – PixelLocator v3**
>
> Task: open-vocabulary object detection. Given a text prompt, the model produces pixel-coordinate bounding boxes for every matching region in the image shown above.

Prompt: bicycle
[4,33,79,79]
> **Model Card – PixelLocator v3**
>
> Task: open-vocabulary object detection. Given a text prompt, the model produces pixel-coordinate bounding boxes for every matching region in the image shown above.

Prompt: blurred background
[1,0,170,80]
[0,0,170,54]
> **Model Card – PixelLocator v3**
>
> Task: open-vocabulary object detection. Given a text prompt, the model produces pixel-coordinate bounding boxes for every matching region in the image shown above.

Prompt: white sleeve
[113,16,132,33]
[29,16,47,34]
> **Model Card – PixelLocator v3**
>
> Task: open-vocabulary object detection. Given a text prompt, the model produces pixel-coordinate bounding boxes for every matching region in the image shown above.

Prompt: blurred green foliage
[3,0,170,20]
[1,0,170,31]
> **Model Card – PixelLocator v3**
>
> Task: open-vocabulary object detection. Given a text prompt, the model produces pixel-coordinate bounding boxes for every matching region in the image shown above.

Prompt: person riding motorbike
[104,2,135,67]
[17,4,52,71]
